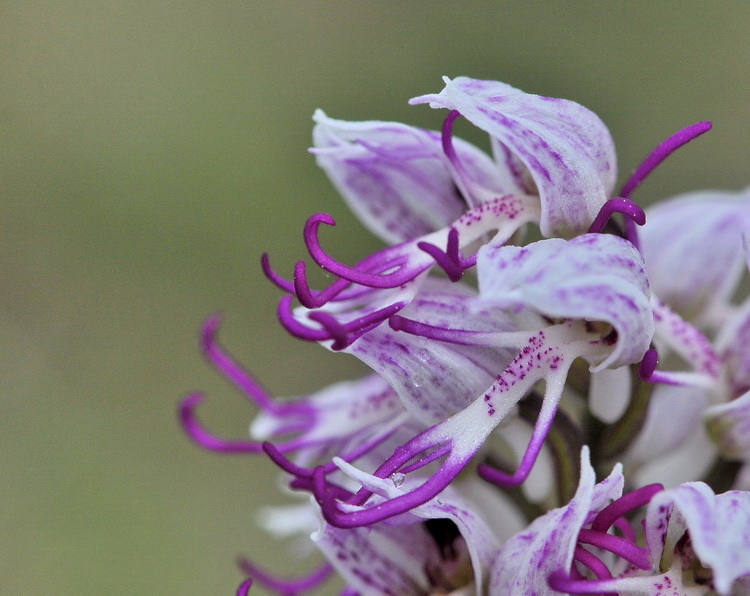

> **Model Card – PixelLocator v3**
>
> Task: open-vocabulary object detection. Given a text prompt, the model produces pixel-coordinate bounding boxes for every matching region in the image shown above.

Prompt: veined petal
[411,77,617,237]
[345,280,518,424]
[477,234,653,370]
[489,447,624,594]
[313,110,503,244]
[250,374,409,466]
[640,188,750,326]
[645,483,750,595]
[312,513,436,595]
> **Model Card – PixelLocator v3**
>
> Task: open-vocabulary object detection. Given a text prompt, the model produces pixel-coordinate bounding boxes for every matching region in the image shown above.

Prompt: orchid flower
[615,189,750,490]
[176,76,750,596]
[640,187,750,329]
[494,447,750,595]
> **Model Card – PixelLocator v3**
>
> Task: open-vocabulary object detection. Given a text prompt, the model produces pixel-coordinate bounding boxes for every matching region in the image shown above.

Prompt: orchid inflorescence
[180,77,750,595]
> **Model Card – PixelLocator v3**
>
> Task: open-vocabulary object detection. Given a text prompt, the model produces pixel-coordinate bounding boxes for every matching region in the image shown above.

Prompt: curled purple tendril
[573,545,612,581]
[441,110,462,165]
[277,295,407,349]
[261,253,295,294]
[263,238,417,311]
[389,314,489,346]
[265,431,458,528]
[591,483,663,534]
[304,213,423,288]
[441,109,476,205]
[547,483,664,594]
[179,392,264,453]
[588,197,646,243]
[236,578,254,596]
[262,415,398,474]
[617,121,712,249]
[262,444,355,500]
[237,556,333,596]
[310,443,466,529]
[202,314,307,415]
[262,252,352,309]
[417,227,475,281]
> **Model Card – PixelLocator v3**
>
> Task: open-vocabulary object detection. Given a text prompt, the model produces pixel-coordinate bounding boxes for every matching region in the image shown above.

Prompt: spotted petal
[312,512,437,595]
[411,77,617,237]
[477,233,653,370]
[645,483,750,595]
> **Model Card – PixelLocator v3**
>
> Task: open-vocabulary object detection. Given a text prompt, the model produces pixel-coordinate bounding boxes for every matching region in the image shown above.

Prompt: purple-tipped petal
[478,234,654,370]
[412,77,617,237]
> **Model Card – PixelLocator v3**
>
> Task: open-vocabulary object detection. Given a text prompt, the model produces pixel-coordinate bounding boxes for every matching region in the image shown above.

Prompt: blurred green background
[3,2,749,594]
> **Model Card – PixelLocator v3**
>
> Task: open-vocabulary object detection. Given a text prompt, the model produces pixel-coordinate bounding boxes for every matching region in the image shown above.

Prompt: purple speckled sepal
[316,464,501,596]
[477,233,654,370]
[645,483,750,595]
[411,77,617,238]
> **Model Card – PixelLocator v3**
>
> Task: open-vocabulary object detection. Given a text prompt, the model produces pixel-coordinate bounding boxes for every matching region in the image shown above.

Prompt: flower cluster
[181,77,750,595]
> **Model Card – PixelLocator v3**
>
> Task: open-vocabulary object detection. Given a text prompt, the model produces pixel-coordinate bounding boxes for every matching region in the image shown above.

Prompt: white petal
[589,366,632,423]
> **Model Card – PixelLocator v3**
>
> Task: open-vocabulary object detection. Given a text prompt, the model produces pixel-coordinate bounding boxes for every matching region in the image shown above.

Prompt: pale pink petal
[478,234,653,370]
[411,77,617,237]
